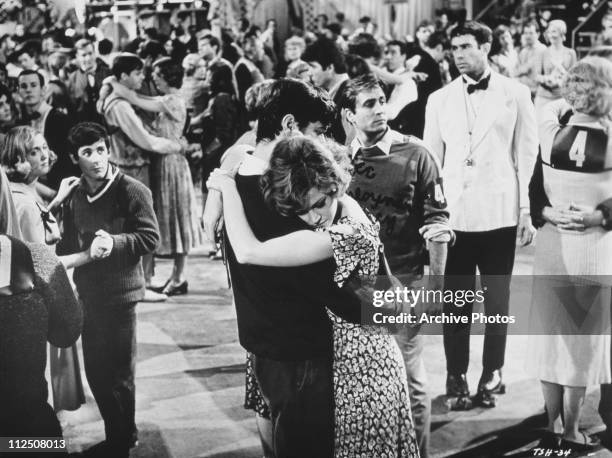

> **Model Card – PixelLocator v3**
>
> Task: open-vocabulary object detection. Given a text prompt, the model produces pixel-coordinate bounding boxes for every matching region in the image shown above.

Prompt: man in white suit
[424,21,538,409]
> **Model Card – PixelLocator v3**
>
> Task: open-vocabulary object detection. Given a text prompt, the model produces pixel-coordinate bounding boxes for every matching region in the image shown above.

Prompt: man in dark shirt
[340,74,452,458]
[58,122,159,458]
[203,79,361,458]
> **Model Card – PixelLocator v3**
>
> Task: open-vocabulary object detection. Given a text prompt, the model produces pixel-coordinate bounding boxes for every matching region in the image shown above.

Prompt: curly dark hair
[260,135,351,217]
[154,57,184,89]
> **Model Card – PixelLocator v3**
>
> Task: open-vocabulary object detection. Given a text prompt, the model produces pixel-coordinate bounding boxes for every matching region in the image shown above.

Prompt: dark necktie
[467,75,490,94]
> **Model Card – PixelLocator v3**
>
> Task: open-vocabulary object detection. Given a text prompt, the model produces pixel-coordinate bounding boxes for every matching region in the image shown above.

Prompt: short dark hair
[416,20,434,32]
[522,20,540,34]
[140,40,166,60]
[425,31,449,50]
[348,33,381,60]
[75,38,94,52]
[98,38,113,55]
[112,53,144,79]
[17,70,44,87]
[68,122,108,158]
[260,135,350,217]
[144,27,159,41]
[154,57,183,89]
[243,29,260,43]
[386,40,407,55]
[325,23,341,36]
[256,78,336,142]
[450,21,493,45]
[493,24,510,38]
[338,73,384,112]
[199,33,220,52]
[344,53,371,78]
[208,61,234,96]
[302,38,347,73]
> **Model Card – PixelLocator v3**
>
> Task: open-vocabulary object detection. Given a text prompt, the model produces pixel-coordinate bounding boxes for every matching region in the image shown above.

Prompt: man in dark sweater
[57,122,160,458]
[203,79,361,458]
[340,74,452,458]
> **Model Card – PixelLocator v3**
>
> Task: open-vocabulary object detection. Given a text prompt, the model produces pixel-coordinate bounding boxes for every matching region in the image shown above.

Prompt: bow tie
[466,75,490,94]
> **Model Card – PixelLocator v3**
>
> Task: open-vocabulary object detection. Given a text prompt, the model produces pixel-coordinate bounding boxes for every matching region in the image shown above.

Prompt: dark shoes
[446,370,506,410]
[163,280,188,296]
[474,369,505,408]
[150,279,189,296]
[446,373,469,397]
[446,373,473,410]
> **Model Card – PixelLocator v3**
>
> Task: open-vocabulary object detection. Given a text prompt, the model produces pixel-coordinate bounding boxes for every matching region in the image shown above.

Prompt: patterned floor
[60,246,612,457]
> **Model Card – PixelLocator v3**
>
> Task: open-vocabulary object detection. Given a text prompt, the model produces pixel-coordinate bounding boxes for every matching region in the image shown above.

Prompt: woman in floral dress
[208,135,418,457]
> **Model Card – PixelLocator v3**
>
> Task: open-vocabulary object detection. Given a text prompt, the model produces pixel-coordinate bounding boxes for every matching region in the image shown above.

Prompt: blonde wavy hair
[562,56,612,118]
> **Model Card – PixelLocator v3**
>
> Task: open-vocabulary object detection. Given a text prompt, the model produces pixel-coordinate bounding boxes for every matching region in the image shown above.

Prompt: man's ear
[344,108,356,126]
[481,42,492,56]
[281,113,298,134]
[69,154,78,165]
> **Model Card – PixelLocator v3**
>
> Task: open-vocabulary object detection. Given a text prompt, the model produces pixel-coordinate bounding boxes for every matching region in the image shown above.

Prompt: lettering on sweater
[348,186,405,211]
[353,162,377,179]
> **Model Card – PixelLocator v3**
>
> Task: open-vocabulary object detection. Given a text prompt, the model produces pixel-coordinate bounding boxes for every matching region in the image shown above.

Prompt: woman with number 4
[528,57,612,452]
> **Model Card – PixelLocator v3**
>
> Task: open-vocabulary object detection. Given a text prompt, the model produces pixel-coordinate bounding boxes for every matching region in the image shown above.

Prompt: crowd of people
[1,2,612,458]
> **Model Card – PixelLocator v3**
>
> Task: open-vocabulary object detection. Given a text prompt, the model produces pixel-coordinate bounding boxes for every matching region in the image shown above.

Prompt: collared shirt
[461,68,492,133]
[349,127,406,158]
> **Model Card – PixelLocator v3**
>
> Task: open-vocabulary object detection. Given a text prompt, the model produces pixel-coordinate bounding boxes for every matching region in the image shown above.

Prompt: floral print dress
[245,214,419,458]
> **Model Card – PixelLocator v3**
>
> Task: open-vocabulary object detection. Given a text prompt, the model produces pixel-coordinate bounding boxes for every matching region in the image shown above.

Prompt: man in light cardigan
[424,21,538,409]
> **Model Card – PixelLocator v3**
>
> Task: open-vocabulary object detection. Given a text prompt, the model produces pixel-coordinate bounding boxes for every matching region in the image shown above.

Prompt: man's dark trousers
[443,226,517,375]
[253,354,334,458]
[82,301,138,456]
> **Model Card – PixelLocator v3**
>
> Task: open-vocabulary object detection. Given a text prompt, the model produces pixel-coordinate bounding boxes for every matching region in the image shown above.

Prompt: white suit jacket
[423,71,538,232]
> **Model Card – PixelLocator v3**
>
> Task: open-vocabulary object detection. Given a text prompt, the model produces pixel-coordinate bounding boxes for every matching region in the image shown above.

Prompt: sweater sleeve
[107,100,180,155]
[415,146,450,228]
[108,178,160,261]
[29,244,82,348]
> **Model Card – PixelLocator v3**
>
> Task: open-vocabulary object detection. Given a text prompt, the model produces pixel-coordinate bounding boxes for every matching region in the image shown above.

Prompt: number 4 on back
[568,130,587,167]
